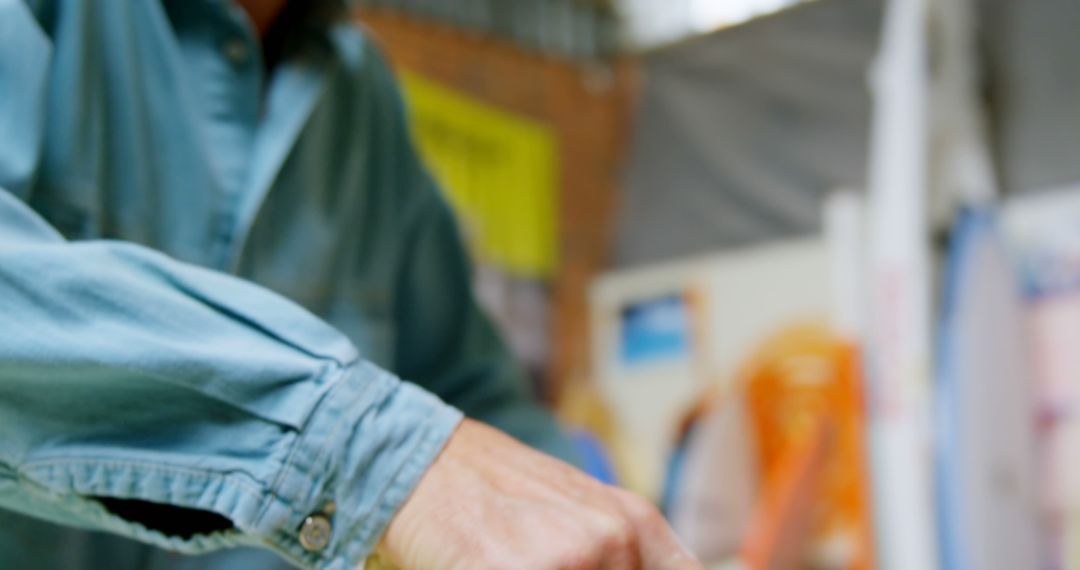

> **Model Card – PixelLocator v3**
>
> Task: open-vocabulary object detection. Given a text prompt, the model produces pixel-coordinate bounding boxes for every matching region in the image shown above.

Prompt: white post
[864,0,940,567]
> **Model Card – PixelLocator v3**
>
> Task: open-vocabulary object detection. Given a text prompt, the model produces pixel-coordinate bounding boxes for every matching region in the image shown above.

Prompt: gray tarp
[615,0,881,266]
[982,0,1080,193]
[615,0,1080,267]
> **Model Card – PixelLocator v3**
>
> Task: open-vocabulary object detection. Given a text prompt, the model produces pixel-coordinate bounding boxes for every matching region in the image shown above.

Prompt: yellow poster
[400,70,559,278]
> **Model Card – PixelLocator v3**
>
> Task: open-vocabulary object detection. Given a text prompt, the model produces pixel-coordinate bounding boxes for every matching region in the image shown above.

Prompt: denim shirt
[0,1,576,568]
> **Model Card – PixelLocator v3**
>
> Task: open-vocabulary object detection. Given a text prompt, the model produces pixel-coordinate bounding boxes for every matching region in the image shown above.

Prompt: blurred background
[352,0,1080,568]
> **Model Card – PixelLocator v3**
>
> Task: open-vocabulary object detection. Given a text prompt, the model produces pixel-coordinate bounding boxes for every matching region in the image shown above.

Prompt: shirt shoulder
[327,22,409,96]
[328,23,379,77]
[315,22,435,201]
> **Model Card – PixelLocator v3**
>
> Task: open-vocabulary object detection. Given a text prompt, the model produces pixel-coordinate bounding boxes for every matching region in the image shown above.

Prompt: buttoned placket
[174,1,329,273]
[168,0,265,269]
[207,10,264,270]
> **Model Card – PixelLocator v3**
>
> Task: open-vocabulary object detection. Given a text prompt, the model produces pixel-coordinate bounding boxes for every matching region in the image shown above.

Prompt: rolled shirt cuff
[258,361,463,569]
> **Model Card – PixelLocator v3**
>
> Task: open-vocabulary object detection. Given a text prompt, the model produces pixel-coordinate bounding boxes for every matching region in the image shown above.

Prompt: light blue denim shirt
[0,1,576,568]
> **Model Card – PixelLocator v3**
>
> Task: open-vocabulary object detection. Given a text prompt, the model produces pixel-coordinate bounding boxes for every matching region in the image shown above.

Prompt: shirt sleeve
[0,3,462,569]
[357,39,582,466]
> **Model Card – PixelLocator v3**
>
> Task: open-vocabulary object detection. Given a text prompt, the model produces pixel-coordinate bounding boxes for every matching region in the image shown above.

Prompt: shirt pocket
[323,290,397,371]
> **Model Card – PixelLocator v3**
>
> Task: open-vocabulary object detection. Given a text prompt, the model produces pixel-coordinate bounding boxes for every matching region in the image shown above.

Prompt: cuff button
[299,513,333,552]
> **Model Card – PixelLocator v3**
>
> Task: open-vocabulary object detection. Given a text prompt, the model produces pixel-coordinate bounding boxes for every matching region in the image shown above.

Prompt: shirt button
[299,513,333,552]
[223,38,249,65]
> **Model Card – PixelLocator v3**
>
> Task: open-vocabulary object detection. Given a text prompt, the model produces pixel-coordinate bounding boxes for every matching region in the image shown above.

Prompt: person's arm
[0,3,460,568]
[0,191,463,569]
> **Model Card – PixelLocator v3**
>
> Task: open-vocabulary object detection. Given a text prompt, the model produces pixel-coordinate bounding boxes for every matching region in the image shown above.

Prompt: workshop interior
[353,0,1080,568]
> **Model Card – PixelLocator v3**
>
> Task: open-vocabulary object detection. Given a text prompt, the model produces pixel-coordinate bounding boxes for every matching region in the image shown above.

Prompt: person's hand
[374,419,704,569]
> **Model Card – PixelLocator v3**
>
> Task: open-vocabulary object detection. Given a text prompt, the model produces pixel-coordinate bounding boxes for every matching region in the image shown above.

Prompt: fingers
[610,487,704,570]
[592,509,643,570]
[552,475,699,570]
[378,419,703,570]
